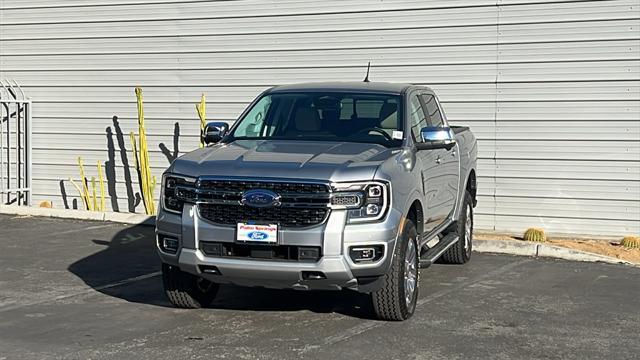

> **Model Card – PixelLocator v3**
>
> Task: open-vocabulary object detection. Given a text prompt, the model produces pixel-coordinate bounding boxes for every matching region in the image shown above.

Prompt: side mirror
[203,121,229,145]
[415,127,456,151]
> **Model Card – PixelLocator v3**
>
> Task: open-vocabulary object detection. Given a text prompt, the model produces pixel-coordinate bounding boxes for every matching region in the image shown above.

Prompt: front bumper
[156,203,401,292]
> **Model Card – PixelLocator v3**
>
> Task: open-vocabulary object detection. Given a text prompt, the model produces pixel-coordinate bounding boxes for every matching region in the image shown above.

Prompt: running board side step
[419,233,459,268]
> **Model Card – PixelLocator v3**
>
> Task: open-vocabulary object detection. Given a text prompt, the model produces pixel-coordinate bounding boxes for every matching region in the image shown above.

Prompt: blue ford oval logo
[247,231,269,240]
[241,189,281,208]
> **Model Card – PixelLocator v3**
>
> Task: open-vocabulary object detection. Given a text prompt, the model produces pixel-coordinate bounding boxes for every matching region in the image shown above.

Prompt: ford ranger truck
[156,82,477,321]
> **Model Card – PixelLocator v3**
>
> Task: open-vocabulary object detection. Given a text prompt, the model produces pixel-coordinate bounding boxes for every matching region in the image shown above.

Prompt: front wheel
[162,264,219,308]
[372,219,419,321]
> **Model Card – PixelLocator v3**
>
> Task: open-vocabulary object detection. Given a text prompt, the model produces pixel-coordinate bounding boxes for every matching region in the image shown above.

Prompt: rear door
[420,92,459,225]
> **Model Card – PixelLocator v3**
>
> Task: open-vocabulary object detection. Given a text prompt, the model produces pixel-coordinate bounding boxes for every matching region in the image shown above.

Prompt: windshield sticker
[392,131,404,140]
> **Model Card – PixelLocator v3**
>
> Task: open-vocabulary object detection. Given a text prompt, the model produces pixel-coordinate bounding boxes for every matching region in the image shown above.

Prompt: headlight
[161,174,196,213]
[331,181,389,223]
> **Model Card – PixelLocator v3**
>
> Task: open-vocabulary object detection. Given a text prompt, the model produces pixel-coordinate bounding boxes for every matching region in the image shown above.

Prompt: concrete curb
[0,205,155,226]
[473,239,635,267]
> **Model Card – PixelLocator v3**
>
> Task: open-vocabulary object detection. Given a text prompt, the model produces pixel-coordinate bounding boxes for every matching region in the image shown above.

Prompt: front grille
[199,203,329,228]
[196,179,331,228]
[199,180,329,194]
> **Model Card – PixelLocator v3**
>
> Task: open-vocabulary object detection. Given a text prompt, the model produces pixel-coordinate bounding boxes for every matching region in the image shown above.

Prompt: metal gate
[0,79,32,205]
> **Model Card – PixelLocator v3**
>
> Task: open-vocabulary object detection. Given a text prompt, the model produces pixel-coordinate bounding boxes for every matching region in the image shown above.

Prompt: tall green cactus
[523,228,547,242]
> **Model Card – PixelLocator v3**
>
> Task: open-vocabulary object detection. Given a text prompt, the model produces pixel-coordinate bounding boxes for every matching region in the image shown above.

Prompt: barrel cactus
[523,228,547,242]
[620,236,640,249]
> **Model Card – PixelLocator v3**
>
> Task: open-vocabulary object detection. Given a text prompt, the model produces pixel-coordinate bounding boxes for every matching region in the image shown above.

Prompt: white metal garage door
[0,0,638,235]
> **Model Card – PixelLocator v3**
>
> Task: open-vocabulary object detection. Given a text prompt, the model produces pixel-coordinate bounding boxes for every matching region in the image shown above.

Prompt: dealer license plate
[236,223,278,243]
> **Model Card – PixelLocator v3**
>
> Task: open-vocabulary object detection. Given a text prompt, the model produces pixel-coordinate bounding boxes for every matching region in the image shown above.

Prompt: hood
[169,140,397,182]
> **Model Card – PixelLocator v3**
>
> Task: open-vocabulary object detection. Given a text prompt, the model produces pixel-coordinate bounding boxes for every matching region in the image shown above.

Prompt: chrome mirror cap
[416,127,456,151]
[421,127,454,142]
[203,121,229,145]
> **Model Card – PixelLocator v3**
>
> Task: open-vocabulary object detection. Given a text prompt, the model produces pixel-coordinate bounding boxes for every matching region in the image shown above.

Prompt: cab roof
[267,81,420,95]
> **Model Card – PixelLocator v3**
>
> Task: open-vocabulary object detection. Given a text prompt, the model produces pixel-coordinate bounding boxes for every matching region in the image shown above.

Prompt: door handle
[451,150,457,157]
[435,156,442,164]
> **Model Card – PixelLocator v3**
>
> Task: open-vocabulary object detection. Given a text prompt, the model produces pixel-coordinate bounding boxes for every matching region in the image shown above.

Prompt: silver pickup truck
[156,82,477,320]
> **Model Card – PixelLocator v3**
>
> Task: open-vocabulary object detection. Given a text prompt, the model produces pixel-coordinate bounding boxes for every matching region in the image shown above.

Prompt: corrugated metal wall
[1,0,638,235]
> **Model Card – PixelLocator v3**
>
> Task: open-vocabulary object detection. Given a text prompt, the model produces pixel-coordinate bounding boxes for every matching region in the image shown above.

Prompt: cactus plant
[130,87,157,215]
[196,93,207,148]
[97,160,106,211]
[523,228,547,242]
[69,157,106,211]
[620,236,640,249]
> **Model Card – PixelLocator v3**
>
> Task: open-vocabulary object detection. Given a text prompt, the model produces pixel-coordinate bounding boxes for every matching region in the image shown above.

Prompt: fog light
[158,234,180,254]
[349,246,384,262]
[366,203,380,216]
[356,248,375,260]
[159,236,179,254]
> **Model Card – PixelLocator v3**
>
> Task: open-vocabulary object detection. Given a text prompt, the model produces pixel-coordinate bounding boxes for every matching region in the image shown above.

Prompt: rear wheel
[441,191,473,264]
[162,263,219,308]
[372,219,419,321]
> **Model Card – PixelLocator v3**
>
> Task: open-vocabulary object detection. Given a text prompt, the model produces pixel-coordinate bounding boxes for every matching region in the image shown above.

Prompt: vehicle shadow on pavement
[68,223,377,319]
[67,223,168,306]
[212,286,376,319]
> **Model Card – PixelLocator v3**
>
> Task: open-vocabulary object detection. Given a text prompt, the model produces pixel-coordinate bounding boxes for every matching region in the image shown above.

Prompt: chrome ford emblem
[247,231,269,240]
[240,189,281,208]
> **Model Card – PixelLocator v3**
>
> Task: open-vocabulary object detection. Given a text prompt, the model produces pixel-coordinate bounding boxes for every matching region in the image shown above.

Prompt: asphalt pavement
[0,214,638,360]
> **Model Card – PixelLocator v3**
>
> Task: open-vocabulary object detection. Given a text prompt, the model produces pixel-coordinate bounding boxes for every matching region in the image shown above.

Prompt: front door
[420,93,459,225]
[408,93,447,234]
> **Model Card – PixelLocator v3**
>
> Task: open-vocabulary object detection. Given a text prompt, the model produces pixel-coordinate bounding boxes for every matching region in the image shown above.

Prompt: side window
[421,94,444,127]
[234,96,272,137]
[409,95,428,142]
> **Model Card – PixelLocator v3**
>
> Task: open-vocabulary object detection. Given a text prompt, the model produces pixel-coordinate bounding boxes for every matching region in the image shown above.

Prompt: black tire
[372,219,419,321]
[440,191,473,264]
[162,263,219,308]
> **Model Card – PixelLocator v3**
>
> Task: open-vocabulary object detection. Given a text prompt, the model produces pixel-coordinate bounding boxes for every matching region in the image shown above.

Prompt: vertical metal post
[17,102,22,204]
[13,80,25,205]
[6,99,10,202]
[0,98,4,205]
[26,98,32,205]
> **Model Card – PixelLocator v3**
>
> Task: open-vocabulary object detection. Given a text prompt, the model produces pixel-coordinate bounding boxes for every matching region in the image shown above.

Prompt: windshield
[228,92,404,147]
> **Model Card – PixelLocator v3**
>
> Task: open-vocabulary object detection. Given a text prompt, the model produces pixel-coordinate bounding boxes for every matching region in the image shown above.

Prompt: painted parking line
[0,271,161,313]
[47,224,118,237]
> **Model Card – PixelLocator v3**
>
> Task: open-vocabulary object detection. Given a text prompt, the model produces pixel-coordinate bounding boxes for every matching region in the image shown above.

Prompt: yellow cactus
[97,161,106,212]
[620,236,640,249]
[196,93,207,148]
[91,177,98,211]
[77,157,91,210]
[131,87,157,215]
[69,157,106,212]
[523,228,547,242]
